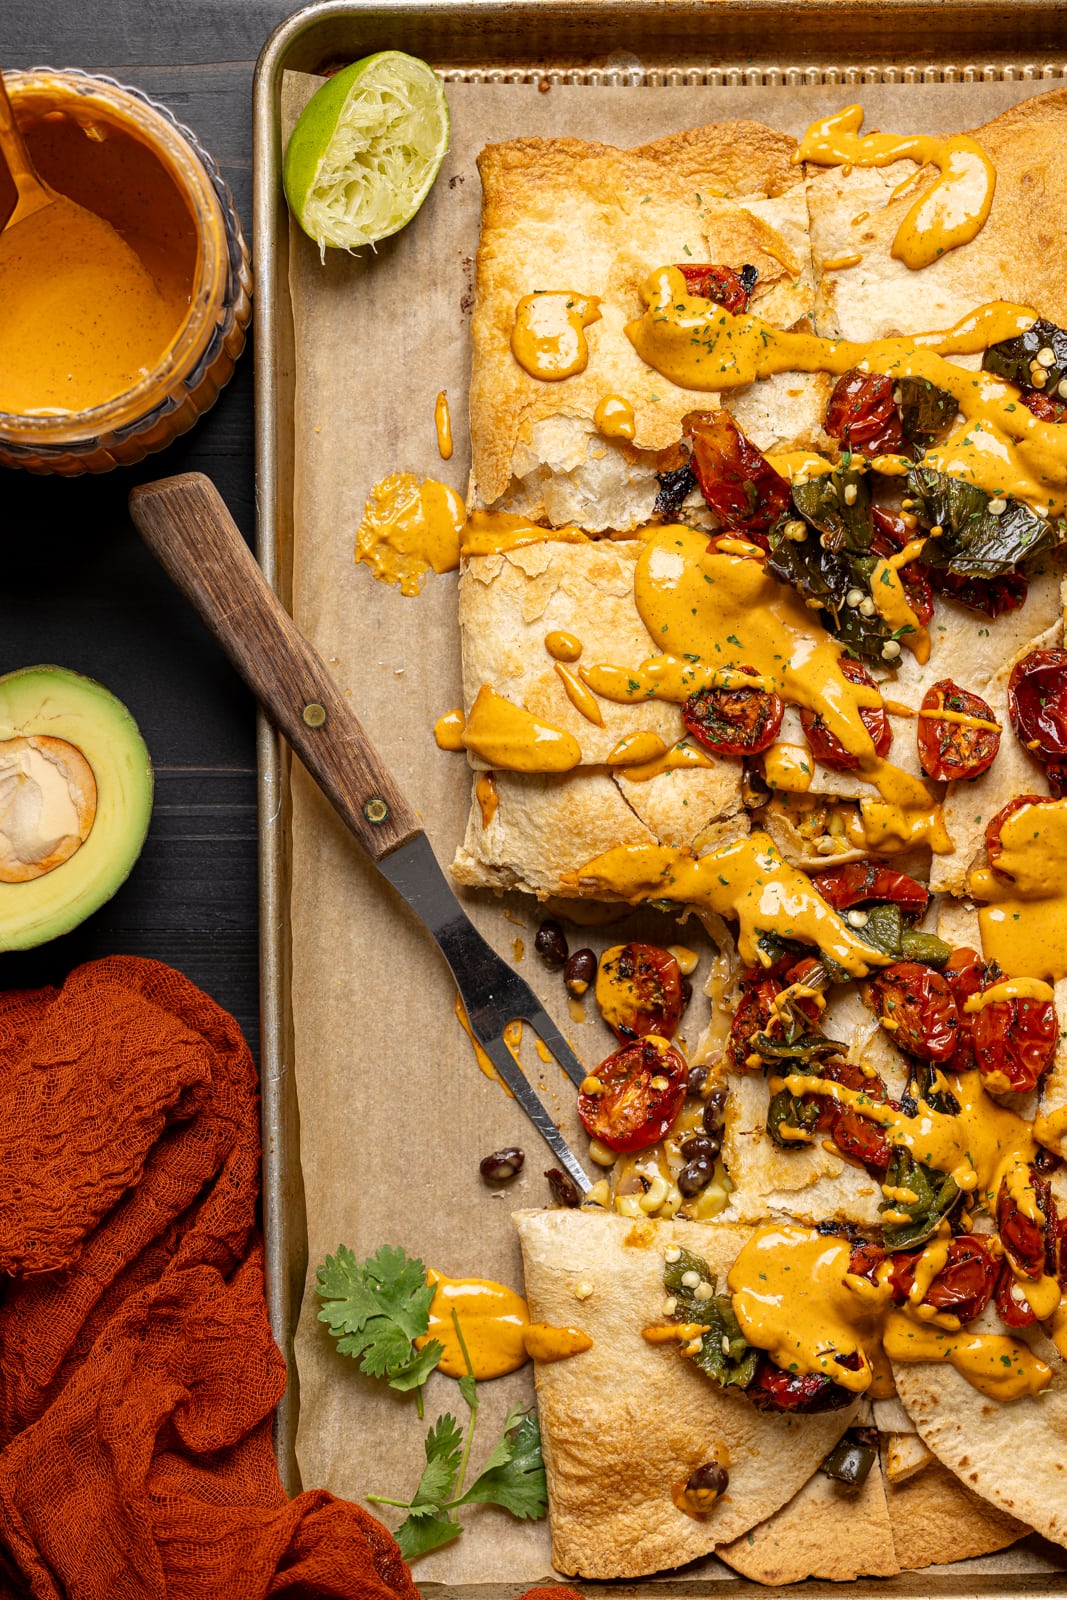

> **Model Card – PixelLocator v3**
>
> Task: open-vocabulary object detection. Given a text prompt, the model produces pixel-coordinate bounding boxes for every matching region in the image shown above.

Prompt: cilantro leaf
[316,1243,442,1390]
[395,1510,462,1561]
[411,1412,464,1510]
[451,1412,548,1520]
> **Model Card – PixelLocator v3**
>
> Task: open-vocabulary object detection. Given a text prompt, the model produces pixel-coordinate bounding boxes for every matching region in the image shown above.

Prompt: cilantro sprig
[316,1245,548,1561]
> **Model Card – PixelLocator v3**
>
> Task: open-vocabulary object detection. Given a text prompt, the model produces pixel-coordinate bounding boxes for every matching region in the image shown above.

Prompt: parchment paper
[284,72,1066,1588]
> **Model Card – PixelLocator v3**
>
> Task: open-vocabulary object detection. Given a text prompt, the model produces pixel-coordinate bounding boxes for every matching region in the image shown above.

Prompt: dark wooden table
[1,1,301,1052]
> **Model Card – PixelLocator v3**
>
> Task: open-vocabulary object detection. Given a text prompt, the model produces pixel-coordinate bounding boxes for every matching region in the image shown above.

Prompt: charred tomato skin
[800,657,892,770]
[683,409,792,539]
[683,667,784,758]
[577,1036,688,1153]
[941,946,987,1071]
[676,262,758,315]
[807,1057,892,1172]
[996,1171,1049,1278]
[808,861,929,922]
[971,994,1058,1095]
[995,1259,1039,1328]
[916,679,1001,783]
[928,567,1028,619]
[888,1236,998,1324]
[595,942,685,1042]
[985,795,1054,877]
[1008,648,1067,761]
[825,371,904,456]
[869,962,960,1062]
[747,1356,855,1414]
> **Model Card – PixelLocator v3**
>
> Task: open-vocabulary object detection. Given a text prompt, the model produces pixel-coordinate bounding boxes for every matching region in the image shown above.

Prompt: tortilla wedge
[513,1207,857,1579]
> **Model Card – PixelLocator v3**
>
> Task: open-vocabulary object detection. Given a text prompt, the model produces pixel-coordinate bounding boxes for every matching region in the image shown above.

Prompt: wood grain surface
[0,0,297,1048]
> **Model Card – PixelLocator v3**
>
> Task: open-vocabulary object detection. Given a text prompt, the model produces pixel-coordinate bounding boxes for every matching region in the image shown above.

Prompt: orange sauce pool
[0,105,196,415]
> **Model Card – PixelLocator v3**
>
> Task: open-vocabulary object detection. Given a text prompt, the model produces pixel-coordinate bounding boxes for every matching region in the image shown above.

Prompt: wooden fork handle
[129,471,422,863]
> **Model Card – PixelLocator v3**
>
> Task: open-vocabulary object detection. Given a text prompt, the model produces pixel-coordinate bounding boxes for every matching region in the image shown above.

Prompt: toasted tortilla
[884,1455,1028,1570]
[470,123,822,529]
[807,88,1067,341]
[513,1207,856,1580]
[891,1325,1067,1550]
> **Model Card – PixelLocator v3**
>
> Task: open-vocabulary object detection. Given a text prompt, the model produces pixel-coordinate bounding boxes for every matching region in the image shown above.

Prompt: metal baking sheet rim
[252,3,1067,1589]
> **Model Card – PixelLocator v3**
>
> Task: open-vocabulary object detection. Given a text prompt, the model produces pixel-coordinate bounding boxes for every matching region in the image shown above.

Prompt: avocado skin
[0,665,154,950]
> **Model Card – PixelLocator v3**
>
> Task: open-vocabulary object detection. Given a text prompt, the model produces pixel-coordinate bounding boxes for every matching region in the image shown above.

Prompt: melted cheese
[575,831,889,975]
[969,799,1067,980]
[522,1322,593,1362]
[511,290,601,379]
[433,708,466,751]
[544,630,582,662]
[963,977,1055,1011]
[869,540,930,664]
[419,1269,530,1379]
[593,393,636,439]
[475,772,499,829]
[797,105,996,269]
[554,662,604,725]
[882,1314,1051,1401]
[355,472,465,595]
[462,686,582,772]
[460,510,590,558]
[434,390,453,460]
[626,277,1067,512]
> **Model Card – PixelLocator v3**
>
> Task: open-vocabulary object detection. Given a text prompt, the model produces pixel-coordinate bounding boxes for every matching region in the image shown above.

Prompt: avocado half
[0,665,153,950]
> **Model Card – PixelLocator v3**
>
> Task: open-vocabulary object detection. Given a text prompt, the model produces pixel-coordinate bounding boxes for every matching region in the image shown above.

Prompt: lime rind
[284,51,450,252]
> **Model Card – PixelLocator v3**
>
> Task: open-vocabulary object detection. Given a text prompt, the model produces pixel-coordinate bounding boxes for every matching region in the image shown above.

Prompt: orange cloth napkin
[0,958,583,1600]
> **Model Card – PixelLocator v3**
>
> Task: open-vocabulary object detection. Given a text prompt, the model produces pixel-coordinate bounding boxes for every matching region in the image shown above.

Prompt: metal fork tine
[476,1034,592,1194]
[521,1005,588,1090]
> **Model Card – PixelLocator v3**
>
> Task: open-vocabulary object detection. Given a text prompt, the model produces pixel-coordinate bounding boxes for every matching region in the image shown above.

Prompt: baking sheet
[282,70,1067,1590]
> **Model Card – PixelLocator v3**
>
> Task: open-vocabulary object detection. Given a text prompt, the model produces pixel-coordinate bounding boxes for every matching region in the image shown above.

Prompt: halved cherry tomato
[683,410,792,538]
[941,946,987,1071]
[676,262,758,314]
[1007,648,1067,761]
[808,860,929,922]
[683,667,783,757]
[972,993,1058,1095]
[807,1057,892,1172]
[595,943,684,1041]
[746,1356,854,1413]
[995,1258,1039,1328]
[888,1236,997,1325]
[871,508,935,627]
[868,962,960,1062]
[800,656,891,770]
[726,983,777,1071]
[916,679,1001,782]
[927,567,1028,619]
[985,795,1052,877]
[848,1241,887,1282]
[1021,390,1067,423]
[577,1036,688,1152]
[996,1170,1049,1278]
[825,371,904,455]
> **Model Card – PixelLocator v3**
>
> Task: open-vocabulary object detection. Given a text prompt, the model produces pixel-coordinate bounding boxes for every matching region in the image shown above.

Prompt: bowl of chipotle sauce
[0,68,251,474]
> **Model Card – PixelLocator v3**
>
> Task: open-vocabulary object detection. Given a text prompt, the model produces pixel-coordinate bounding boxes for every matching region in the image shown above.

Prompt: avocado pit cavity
[0,735,97,883]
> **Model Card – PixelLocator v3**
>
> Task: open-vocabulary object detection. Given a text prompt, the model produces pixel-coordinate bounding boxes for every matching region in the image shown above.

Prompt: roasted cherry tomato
[577,1036,688,1152]
[808,1057,892,1172]
[972,992,1058,1095]
[1021,389,1067,423]
[995,1258,1039,1328]
[683,410,792,538]
[683,667,784,758]
[677,262,758,314]
[871,509,935,628]
[800,656,891,770]
[809,860,929,922]
[848,1241,887,1282]
[916,679,1001,782]
[996,1170,1049,1278]
[888,1236,998,1325]
[985,795,1052,878]
[868,962,960,1062]
[1047,760,1067,799]
[940,946,987,1071]
[595,943,685,1041]
[927,567,1028,619]
[825,371,904,455]
[747,1356,854,1414]
[1008,648,1067,762]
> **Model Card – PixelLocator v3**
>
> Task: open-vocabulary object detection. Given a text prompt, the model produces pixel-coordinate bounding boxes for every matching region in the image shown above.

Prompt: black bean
[564,947,597,995]
[679,1134,718,1165]
[686,1460,728,1499]
[545,1167,581,1208]
[677,1155,713,1196]
[479,1147,525,1183]
[535,920,569,969]
[702,1088,728,1137]
[687,1064,709,1098]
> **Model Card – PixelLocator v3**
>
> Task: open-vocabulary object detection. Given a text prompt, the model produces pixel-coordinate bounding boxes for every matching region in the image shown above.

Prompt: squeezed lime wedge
[283,51,450,251]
